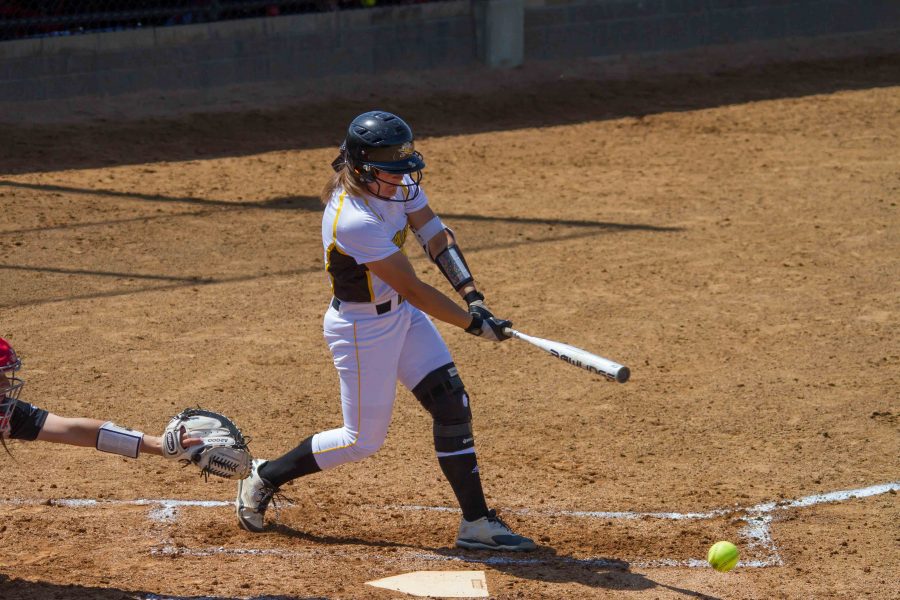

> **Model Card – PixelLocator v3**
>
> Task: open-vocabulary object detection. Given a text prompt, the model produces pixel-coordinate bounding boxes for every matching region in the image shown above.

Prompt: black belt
[331,296,403,315]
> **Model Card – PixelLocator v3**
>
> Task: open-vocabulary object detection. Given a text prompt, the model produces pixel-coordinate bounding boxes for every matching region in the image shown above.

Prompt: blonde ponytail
[321,165,369,204]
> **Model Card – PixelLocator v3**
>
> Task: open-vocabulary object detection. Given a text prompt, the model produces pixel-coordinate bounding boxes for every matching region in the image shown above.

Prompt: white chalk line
[385,481,900,522]
[143,595,326,600]
[387,482,899,569]
[1,498,231,522]
[5,481,897,569]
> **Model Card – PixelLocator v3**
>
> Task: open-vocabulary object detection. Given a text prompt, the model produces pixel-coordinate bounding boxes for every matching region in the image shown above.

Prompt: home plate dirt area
[0,53,898,599]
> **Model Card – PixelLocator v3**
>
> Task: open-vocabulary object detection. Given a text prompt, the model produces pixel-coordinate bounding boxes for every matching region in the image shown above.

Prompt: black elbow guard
[434,245,474,291]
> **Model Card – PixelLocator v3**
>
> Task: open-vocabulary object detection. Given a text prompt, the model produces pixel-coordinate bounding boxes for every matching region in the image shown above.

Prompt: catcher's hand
[163,408,252,480]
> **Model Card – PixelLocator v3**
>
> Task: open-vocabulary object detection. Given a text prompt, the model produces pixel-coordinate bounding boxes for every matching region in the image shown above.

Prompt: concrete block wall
[0,1,476,103]
[524,0,900,61]
[1,0,899,103]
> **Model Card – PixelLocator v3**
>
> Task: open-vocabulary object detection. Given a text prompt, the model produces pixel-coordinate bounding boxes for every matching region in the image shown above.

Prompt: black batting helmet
[334,111,425,201]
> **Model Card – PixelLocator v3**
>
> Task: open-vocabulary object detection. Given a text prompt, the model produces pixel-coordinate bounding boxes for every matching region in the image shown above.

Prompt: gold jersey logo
[392,225,408,250]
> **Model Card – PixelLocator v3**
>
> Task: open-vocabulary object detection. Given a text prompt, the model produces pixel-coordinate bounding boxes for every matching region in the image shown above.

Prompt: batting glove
[464,290,494,320]
[466,313,512,342]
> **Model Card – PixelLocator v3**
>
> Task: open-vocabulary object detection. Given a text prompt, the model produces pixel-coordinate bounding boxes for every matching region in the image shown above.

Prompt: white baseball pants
[311,297,453,470]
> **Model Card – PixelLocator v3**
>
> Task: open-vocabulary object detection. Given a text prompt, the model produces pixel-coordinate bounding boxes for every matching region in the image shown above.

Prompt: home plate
[366,570,488,597]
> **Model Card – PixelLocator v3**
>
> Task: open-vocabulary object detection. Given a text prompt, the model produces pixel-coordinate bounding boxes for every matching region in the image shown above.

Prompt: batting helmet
[0,337,24,437]
[337,110,425,201]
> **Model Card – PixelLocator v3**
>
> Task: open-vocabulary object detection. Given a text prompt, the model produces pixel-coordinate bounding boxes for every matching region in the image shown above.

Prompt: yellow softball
[707,540,739,572]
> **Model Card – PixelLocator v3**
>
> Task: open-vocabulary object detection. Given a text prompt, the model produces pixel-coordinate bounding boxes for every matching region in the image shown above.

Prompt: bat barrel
[505,328,630,384]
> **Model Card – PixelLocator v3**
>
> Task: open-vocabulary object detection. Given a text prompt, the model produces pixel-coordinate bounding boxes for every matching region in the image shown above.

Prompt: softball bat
[504,328,630,383]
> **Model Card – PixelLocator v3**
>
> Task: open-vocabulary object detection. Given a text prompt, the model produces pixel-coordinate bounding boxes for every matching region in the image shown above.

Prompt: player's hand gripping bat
[503,328,630,383]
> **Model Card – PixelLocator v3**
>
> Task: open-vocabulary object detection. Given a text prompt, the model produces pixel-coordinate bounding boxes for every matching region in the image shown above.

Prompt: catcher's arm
[33,416,200,459]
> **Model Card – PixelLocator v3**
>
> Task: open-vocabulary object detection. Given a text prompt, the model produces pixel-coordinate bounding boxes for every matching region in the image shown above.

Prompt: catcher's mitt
[163,408,252,480]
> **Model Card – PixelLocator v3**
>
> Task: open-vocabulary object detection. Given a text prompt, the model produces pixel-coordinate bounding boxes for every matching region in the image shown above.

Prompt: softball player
[237,110,535,551]
[0,336,196,459]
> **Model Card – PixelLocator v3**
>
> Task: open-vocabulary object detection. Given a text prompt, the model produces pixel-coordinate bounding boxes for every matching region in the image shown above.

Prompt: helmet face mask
[0,338,23,438]
[365,168,423,202]
[0,376,24,437]
[340,111,425,202]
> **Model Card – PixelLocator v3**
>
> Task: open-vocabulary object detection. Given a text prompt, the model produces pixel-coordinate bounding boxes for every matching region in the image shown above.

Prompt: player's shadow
[269,522,447,553]
[0,573,321,600]
[268,524,720,599]
[429,545,722,599]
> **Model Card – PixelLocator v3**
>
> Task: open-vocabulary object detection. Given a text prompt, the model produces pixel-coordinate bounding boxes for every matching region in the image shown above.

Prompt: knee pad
[412,363,474,455]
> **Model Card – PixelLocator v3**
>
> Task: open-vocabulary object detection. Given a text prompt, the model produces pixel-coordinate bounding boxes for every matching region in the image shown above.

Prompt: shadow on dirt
[0,263,322,310]
[1,54,897,175]
[437,546,723,599]
[0,573,321,600]
[269,522,448,553]
[0,179,321,214]
[0,178,681,236]
[263,526,722,599]
[0,191,679,309]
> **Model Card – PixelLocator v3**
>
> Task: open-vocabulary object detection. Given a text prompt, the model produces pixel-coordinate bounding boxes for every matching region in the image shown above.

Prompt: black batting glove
[463,290,494,320]
[466,313,512,342]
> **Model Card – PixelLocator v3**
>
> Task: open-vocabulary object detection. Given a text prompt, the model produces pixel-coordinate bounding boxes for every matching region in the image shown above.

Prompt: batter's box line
[383,481,899,521]
[0,498,232,522]
[148,542,639,571]
[144,594,326,600]
[4,482,897,569]
[382,481,899,568]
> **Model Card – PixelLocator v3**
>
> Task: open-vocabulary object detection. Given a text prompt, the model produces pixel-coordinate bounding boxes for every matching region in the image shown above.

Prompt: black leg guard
[413,363,489,521]
[258,435,321,488]
[438,452,488,521]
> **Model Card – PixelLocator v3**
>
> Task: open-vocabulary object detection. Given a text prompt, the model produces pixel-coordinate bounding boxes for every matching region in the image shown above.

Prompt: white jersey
[322,175,429,303]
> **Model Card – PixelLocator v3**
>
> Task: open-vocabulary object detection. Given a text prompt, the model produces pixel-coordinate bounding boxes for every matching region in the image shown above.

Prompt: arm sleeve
[334,214,400,265]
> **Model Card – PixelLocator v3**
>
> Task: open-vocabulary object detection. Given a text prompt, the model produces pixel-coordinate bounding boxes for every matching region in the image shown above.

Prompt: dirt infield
[1,53,898,599]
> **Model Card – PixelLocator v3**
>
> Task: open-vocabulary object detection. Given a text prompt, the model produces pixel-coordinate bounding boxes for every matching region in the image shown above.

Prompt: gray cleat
[456,509,537,552]
[236,459,278,532]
